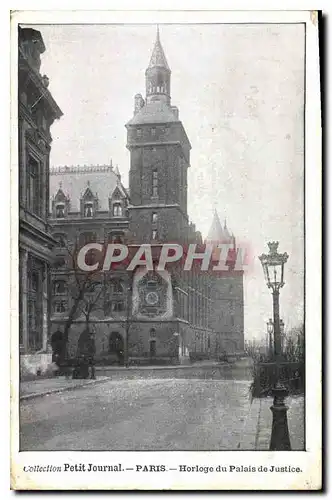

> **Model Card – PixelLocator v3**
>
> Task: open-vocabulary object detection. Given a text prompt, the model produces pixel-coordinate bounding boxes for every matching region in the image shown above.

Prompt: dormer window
[53,185,69,219]
[55,203,65,219]
[108,233,124,244]
[112,203,122,217]
[84,202,94,218]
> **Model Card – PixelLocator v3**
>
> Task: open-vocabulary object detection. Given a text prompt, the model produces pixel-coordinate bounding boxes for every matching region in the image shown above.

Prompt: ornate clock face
[145,291,159,306]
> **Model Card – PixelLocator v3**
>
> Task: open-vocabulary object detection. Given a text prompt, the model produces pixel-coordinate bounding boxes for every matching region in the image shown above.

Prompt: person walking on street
[74,328,96,379]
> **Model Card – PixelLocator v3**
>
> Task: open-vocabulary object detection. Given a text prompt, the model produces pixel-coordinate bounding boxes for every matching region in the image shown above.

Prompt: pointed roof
[206,210,224,242]
[223,219,231,239]
[147,26,170,71]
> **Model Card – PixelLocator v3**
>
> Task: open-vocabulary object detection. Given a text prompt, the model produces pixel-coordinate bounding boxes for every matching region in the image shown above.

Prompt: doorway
[109,331,124,365]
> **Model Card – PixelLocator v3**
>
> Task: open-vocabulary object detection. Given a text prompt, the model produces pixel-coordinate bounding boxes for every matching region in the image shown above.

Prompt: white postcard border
[10,8,322,491]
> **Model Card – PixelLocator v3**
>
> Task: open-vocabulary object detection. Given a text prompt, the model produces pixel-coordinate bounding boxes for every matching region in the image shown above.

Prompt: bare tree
[52,240,105,343]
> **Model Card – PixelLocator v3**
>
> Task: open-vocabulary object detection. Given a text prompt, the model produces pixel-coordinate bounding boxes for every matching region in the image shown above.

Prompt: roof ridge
[50,165,116,175]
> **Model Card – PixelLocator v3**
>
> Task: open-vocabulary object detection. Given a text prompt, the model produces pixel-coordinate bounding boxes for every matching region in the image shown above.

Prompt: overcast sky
[31,23,305,340]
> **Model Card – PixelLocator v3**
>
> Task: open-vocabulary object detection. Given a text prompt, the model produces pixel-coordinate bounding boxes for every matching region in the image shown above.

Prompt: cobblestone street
[20,378,304,451]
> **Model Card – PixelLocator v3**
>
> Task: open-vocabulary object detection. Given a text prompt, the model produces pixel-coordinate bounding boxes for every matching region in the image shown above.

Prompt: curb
[20,376,111,401]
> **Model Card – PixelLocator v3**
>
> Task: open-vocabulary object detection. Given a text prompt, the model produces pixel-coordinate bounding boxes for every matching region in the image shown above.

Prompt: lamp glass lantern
[267,318,274,335]
[259,242,288,292]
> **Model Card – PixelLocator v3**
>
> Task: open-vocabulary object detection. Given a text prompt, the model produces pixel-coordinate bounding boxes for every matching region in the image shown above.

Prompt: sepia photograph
[11,8,321,491]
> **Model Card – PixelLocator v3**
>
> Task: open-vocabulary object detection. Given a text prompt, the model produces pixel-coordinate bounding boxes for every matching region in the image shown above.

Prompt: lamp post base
[269,385,291,451]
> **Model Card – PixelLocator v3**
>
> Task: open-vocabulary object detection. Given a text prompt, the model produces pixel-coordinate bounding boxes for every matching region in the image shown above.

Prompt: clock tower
[126,27,191,244]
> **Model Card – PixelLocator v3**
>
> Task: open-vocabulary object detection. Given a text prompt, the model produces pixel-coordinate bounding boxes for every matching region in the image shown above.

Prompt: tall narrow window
[28,265,43,351]
[152,229,158,240]
[152,212,158,223]
[28,155,40,216]
[112,203,122,217]
[152,170,158,198]
[84,202,94,218]
[150,339,156,357]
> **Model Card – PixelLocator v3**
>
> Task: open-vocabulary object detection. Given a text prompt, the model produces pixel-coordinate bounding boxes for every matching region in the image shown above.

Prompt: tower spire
[145,26,171,105]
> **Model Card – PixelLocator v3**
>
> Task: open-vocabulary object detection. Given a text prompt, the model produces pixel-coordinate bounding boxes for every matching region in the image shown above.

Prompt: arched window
[152,212,158,223]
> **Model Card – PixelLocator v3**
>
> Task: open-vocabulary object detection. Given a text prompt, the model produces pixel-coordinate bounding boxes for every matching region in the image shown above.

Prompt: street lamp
[266,318,274,359]
[259,241,290,451]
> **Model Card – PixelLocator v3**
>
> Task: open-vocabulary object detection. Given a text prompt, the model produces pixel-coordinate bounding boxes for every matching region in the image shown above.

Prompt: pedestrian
[51,329,68,375]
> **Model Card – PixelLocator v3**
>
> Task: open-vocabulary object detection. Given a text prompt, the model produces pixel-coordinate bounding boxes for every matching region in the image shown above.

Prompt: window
[152,169,158,197]
[108,233,124,244]
[84,203,94,218]
[112,301,125,312]
[112,203,122,217]
[28,263,43,351]
[152,229,158,240]
[151,127,156,137]
[136,128,142,138]
[231,316,235,327]
[55,204,65,219]
[110,280,124,295]
[150,328,156,338]
[42,116,47,131]
[79,232,96,246]
[53,300,67,313]
[152,212,158,223]
[28,155,40,216]
[150,339,156,357]
[53,280,67,295]
[108,332,124,354]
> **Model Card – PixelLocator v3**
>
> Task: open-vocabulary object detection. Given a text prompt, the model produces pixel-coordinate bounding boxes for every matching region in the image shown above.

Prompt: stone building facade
[49,29,244,364]
[18,27,63,375]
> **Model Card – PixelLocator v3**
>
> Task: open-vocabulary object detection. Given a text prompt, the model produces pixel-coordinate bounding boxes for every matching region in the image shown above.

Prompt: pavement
[20,375,110,400]
[19,376,304,451]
